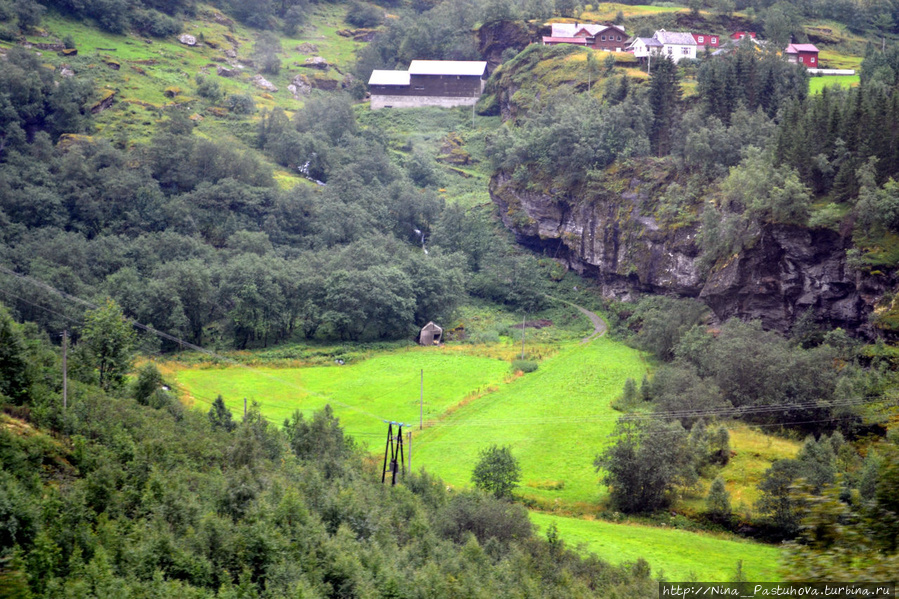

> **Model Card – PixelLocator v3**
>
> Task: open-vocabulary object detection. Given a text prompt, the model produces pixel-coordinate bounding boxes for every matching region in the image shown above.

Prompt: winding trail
[546,296,607,343]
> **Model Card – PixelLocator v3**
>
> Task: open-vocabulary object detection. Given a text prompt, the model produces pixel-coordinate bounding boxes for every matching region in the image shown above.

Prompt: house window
[682,47,690,54]
[810,56,816,63]
[617,35,621,40]
[668,47,673,54]
[601,35,606,41]
[698,36,704,43]
[712,37,717,43]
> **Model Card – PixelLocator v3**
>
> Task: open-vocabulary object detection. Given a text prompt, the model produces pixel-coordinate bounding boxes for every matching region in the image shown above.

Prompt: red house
[691,33,720,50]
[785,43,820,68]
[731,31,757,41]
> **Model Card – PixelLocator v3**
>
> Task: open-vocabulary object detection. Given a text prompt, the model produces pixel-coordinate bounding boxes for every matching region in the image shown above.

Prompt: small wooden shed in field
[419,322,443,346]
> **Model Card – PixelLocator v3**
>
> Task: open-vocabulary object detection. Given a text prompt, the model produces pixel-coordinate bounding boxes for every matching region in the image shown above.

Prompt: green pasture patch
[582,3,685,20]
[530,512,783,581]
[31,4,369,147]
[816,49,863,71]
[412,336,648,507]
[173,348,511,443]
[808,75,859,93]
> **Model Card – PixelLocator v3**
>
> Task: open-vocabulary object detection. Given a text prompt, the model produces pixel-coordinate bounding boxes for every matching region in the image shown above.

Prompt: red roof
[785,43,819,53]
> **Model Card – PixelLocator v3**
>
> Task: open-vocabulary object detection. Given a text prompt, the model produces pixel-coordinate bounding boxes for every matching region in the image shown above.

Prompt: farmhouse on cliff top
[542,22,628,52]
[368,60,488,110]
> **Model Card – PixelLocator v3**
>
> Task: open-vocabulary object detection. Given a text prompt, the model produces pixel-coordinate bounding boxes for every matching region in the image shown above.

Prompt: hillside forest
[2,0,899,594]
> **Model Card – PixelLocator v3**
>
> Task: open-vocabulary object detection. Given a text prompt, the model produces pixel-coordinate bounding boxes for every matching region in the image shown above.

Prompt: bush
[472,445,521,499]
[437,491,532,545]
[345,1,383,27]
[227,94,256,115]
[511,359,537,373]
[196,75,223,102]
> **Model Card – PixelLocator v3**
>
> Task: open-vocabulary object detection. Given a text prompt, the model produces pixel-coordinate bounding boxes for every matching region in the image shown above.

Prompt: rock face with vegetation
[491,168,882,334]
[484,41,899,336]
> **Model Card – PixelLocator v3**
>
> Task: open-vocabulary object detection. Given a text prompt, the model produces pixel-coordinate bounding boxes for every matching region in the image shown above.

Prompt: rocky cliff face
[490,171,887,336]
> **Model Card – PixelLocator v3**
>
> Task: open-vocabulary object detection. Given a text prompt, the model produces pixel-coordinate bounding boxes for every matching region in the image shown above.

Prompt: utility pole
[244,398,247,418]
[62,330,68,410]
[419,369,424,430]
[521,311,526,360]
[407,431,412,474]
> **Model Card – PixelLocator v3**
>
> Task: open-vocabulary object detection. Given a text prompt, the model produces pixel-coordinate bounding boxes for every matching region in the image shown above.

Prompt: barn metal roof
[653,30,697,45]
[408,60,487,76]
[785,43,819,53]
[368,70,411,86]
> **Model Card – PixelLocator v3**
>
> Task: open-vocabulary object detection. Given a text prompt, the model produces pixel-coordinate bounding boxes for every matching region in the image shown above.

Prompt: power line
[0,265,394,423]
[2,266,891,448]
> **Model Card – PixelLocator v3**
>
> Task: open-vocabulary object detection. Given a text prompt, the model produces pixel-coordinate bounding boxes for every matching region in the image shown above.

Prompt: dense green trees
[1,54,545,348]
[79,299,137,392]
[595,416,697,513]
[487,88,651,190]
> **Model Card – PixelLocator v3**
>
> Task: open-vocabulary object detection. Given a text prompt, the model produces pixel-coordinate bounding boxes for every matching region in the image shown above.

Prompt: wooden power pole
[62,330,68,410]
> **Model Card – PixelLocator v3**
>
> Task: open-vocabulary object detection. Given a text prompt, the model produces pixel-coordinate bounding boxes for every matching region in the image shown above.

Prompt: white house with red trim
[628,29,697,63]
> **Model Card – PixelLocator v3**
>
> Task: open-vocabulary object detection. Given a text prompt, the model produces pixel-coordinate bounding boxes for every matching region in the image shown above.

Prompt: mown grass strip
[530,511,783,582]
[173,348,511,441]
[412,335,648,506]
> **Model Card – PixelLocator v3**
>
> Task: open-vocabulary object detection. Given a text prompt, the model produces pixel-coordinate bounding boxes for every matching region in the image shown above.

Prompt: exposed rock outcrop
[252,74,277,91]
[490,169,888,336]
[477,20,539,72]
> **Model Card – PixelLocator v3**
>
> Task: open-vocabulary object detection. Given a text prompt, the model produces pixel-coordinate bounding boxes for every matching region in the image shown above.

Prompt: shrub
[437,491,532,545]
[511,359,537,373]
[472,445,521,500]
[227,94,256,115]
[345,1,382,27]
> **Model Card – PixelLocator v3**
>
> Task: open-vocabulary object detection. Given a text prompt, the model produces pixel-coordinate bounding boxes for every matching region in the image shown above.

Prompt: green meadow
[174,348,512,442]
[530,512,782,581]
[809,74,860,93]
[398,335,648,507]
[173,330,648,507]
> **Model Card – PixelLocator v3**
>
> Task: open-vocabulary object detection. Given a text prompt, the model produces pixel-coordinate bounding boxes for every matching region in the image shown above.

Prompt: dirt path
[547,296,608,343]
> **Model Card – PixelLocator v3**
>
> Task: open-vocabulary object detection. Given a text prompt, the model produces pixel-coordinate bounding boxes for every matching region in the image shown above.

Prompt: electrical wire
[1,265,892,447]
[0,265,393,423]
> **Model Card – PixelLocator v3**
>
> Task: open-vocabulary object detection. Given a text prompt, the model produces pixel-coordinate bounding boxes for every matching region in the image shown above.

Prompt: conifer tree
[706,476,732,523]
[648,56,681,156]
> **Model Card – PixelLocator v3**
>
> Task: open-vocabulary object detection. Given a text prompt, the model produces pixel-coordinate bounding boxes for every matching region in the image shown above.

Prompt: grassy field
[530,512,783,581]
[411,335,648,508]
[582,3,686,20]
[173,348,513,442]
[809,74,860,93]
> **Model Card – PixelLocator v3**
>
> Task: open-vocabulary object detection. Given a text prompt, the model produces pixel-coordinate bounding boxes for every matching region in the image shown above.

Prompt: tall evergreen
[649,56,682,157]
